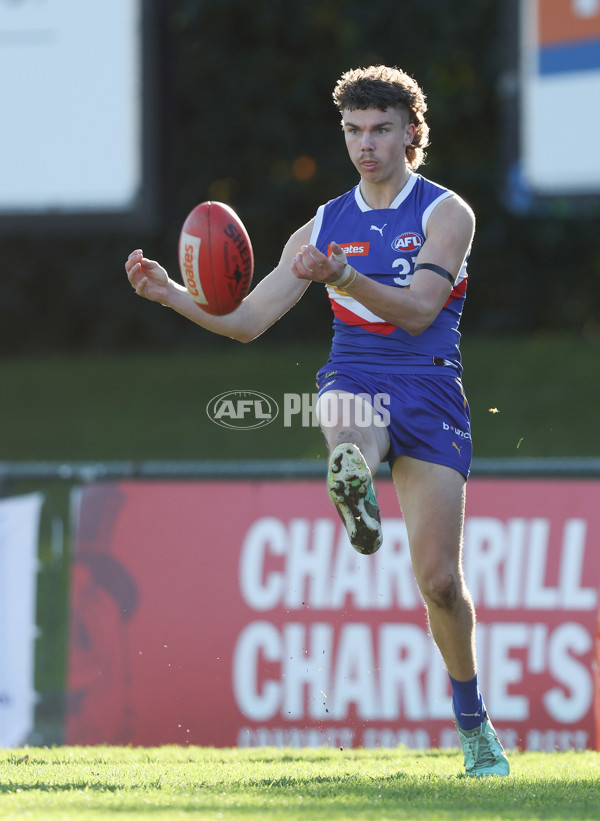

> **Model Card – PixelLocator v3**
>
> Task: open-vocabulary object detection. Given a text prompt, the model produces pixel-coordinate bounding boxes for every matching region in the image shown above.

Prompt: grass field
[1,746,599,820]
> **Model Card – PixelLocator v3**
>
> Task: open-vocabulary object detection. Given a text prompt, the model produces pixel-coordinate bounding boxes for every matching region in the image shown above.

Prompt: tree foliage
[2,0,599,354]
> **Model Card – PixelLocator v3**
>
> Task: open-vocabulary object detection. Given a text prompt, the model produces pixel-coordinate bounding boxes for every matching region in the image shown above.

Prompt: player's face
[342,107,414,185]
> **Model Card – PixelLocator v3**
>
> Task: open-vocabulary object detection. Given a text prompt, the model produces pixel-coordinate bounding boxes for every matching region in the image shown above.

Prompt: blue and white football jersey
[310,173,469,374]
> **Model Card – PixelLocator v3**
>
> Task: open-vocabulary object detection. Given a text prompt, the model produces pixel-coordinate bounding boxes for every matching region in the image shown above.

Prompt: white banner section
[0,493,43,747]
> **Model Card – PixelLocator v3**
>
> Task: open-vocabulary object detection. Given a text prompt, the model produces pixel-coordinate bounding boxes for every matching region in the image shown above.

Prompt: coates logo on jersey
[327,242,370,257]
[392,233,423,253]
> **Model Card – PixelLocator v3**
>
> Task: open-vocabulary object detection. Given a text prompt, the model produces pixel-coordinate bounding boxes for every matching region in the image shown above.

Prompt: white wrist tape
[328,248,358,289]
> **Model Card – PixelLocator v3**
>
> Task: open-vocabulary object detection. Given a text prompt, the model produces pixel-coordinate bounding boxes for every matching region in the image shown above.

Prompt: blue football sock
[449,673,484,730]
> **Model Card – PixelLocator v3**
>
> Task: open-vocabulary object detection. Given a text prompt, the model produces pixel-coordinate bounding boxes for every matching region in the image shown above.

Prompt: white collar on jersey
[354,172,418,212]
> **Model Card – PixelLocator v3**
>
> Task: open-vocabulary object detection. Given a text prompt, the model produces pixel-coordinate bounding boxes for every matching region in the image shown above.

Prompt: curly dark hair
[332,65,429,170]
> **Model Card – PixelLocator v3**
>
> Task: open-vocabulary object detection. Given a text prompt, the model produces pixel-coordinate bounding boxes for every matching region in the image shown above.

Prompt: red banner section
[65,479,600,751]
[538,0,600,47]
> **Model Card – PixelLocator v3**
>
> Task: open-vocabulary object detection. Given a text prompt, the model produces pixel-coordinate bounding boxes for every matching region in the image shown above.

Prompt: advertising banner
[0,0,141,215]
[0,493,43,747]
[519,0,600,196]
[66,479,600,750]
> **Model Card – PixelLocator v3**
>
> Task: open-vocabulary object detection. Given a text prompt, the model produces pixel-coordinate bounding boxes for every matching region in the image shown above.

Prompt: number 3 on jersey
[392,256,418,287]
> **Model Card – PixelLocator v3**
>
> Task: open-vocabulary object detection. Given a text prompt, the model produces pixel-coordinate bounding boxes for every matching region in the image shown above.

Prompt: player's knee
[334,427,363,448]
[333,429,381,473]
[419,571,458,611]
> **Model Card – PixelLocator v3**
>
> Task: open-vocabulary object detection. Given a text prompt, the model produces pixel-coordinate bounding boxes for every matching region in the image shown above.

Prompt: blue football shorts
[316,364,472,479]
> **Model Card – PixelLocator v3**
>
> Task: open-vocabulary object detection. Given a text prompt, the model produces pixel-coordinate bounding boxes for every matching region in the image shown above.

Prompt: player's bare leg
[392,455,509,776]
[316,391,390,473]
[317,391,389,554]
[392,456,475,677]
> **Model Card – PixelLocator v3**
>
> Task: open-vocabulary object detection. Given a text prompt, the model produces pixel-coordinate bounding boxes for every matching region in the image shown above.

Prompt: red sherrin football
[178,201,254,315]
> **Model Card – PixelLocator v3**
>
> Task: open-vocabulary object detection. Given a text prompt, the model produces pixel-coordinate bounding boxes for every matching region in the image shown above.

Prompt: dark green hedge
[2,0,599,354]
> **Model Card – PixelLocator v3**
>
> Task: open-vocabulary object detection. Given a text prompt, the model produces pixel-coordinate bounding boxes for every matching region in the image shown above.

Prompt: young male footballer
[126,65,510,777]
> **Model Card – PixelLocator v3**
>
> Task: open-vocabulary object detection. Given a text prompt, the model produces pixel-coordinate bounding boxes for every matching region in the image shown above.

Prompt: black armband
[413,262,455,285]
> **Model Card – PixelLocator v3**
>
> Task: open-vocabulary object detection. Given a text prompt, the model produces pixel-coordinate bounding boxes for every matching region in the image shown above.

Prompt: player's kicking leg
[327,442,382,554]
[316,391,389,555]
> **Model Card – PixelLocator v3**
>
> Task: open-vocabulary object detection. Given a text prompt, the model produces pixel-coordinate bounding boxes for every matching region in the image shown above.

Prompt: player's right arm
[125,219,314,343]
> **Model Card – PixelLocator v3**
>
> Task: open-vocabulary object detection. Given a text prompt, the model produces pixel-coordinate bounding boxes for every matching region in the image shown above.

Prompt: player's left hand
[291,243,345,284]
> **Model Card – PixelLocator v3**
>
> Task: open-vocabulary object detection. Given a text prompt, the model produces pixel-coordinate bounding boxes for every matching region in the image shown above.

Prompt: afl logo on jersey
[392,232,423,253]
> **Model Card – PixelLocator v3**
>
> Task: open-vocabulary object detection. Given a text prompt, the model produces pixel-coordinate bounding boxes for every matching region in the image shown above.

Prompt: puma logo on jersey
[370,223,387,237]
